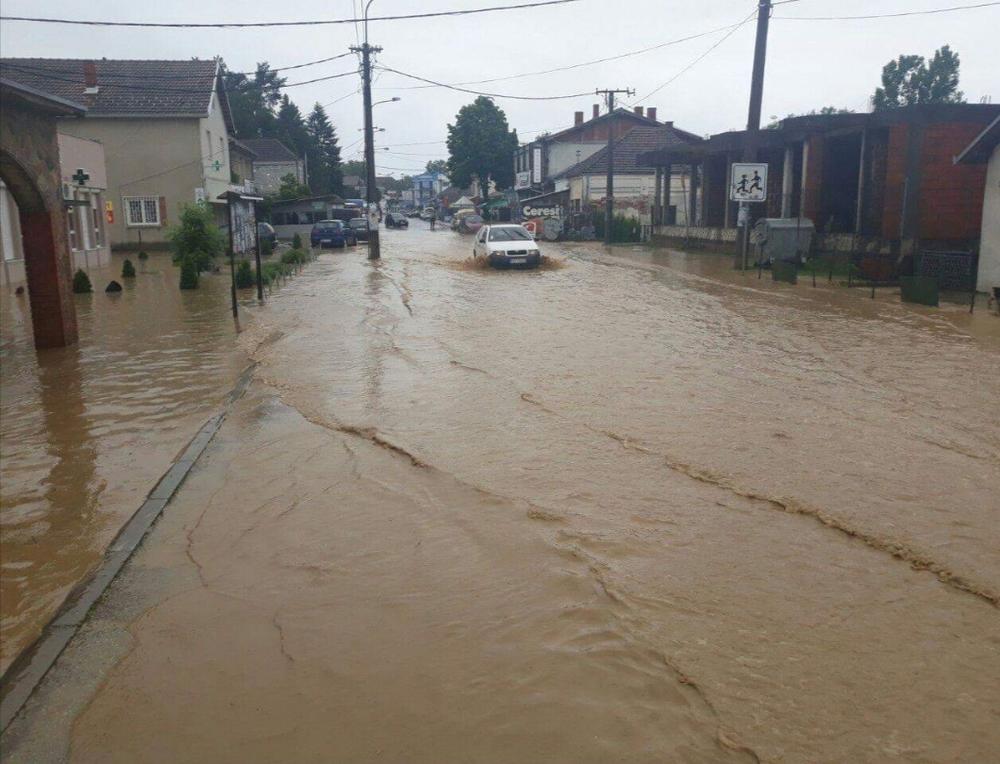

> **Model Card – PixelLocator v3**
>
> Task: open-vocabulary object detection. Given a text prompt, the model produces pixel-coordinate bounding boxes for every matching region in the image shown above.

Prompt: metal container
[751,218,815,264]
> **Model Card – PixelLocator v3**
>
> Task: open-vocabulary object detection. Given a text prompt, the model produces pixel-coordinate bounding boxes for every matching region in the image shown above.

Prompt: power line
[775,0,999,20]
[637,9,757,101]
[375,64,592,100]
[0,0,581,28]
[378,21,750,92]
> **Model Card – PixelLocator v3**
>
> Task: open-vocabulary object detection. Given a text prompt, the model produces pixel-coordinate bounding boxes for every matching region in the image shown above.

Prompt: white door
[474,227,488,257]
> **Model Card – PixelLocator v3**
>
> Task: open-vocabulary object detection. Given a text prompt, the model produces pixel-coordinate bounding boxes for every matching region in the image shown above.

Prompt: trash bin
[752,218,815,265]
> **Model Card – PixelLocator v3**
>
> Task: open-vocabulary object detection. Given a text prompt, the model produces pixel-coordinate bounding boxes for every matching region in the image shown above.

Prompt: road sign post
[731,162,768,271]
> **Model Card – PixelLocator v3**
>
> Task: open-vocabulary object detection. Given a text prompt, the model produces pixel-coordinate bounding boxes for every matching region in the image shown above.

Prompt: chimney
[593,104,600,120]
[83,62,98,93]
[574,111,584,126]
[647,107,657,123]
[633,106,644,117]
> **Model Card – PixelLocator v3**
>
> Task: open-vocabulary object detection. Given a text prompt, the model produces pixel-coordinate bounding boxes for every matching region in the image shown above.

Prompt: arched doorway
[0,82,82,349]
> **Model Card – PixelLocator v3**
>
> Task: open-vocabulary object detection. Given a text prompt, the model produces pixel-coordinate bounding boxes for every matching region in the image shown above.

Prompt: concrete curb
[0,363,257,733]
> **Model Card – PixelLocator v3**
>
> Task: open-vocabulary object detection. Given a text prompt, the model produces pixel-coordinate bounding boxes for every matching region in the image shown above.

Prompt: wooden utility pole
[738,0,773,269]
[595,88,634,245]
[352,40,383,260]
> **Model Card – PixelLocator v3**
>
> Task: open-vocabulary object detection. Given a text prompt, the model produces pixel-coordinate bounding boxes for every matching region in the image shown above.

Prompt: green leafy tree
[873,46,964,110]
[222,62,286,138]
[446,97,518,193]
[425,159,448,175]
[179,257,199,290]
[276,173,311,200]
[167,203,225,271]
[306,104,343,194]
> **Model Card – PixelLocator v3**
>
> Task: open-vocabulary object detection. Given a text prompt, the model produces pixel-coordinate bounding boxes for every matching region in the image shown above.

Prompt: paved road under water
[0,256,247,675]
[3,227,999,762]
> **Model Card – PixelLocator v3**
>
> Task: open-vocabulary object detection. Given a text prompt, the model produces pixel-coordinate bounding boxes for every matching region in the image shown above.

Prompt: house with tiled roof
[239,138,304,195]
[0,57,236,248]
[556,125,703,225]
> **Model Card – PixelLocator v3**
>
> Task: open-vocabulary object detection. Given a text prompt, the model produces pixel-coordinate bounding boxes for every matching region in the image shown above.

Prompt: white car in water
[473,224,541,269]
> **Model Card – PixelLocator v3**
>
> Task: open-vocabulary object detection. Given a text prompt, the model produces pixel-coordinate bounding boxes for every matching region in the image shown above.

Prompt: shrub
[121,259,136,278]
[292,233,302,249]
[280,248,307,266]
[235,259,255,288]
[168,203,224,271]
[72,269,93,293]
[262,238,274,257]
[179,256,200,290]
[261,261,294,286]
[137,250,149,261]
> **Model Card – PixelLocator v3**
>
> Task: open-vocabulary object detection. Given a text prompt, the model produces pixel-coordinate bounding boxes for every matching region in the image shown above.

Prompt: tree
[306,104,343,194]
[446,97,518,194]
[167,203,225,272]
[276,173,310,200]
[222,62,286,138]
[873,46,964,110]
[425,159,448,175]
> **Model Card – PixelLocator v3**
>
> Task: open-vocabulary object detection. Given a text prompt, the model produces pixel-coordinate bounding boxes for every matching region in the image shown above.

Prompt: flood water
[3,228,1000,762]
[0,254,246,674]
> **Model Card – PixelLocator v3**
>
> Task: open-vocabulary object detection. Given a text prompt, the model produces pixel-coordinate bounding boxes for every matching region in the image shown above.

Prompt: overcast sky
[2,0,996,176]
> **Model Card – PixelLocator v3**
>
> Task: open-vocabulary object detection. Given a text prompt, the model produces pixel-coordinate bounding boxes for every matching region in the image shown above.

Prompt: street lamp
[373,97,401,107]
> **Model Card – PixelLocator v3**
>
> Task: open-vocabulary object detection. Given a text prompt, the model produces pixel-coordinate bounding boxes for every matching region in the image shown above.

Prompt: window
[124,196,161,227]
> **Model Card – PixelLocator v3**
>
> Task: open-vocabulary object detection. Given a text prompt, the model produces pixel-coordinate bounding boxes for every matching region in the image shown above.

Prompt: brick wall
[917,122,988,241]
[0,95,78,348]
[802,136,824,224]
[880,124,908,240]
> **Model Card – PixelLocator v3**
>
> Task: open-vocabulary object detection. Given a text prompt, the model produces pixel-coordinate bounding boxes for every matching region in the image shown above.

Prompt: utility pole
[738,0,772,269]
[352,0,382,262]
[596,88,634,245]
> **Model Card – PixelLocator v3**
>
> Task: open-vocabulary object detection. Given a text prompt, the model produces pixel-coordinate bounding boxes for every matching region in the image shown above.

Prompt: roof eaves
[0,76,87,114]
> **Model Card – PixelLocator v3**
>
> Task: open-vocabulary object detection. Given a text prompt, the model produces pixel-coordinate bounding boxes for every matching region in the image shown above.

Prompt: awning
[480,196,509,211]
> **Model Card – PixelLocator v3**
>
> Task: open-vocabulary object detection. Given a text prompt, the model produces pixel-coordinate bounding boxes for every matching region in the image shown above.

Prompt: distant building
[639,103,1000,257]
[229,138,257,192]
[412,171,448,206]
[0,57,237,249]
[513,105,685,200]
[240,138,304,196]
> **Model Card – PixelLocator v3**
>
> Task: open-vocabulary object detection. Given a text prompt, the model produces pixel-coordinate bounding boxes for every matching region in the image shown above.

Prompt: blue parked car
[310,220,355,249]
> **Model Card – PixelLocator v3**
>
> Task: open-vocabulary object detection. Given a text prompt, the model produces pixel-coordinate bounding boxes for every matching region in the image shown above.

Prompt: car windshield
[488,226,531,242]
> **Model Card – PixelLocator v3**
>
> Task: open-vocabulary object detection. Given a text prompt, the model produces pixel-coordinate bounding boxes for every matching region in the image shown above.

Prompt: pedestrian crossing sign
[730,162,768,202]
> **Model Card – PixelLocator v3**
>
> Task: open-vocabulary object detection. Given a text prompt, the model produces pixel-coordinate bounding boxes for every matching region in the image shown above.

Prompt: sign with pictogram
[730,162,768,202]
[105,200,114,224]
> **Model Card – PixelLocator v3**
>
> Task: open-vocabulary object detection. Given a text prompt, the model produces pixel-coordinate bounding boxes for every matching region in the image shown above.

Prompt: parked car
[348,217,372,242]
[385,212,409,229]
[421,206,436,220]
[310,220,354,249]
[451,209,477,230]
[257,221,277,250]
[473,224,541,268]
[458,214,484,235]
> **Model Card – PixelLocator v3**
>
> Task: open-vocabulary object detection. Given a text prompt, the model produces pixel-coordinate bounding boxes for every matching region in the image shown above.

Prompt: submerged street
[3,226,999,762]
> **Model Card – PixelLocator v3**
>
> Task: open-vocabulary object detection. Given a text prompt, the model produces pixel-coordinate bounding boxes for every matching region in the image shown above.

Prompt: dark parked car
[348,217,372,242]
[257,222,277,249]
[385,212,409,229]
[310,220,355,249]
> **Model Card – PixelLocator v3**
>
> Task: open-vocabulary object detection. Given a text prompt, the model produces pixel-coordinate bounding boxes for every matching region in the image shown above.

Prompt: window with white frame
[90,192,103,247]
[124,196,161,227]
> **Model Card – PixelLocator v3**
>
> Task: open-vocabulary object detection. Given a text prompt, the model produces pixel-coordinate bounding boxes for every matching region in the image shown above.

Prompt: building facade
[240,138,304,196]
[0,57,237,249]
[955,115,1000,294]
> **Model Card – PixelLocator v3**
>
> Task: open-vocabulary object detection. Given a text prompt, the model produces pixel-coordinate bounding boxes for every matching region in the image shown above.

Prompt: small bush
[137,250,149,261]
[261,261,294,286]
[121,259,136,278]
[262,238,274,257]
[72,269,93,293]
[280,248,308,266]
[179,256,199,290]
[168,203,224,271]
[292,233,302,249]
[235,259,255,288]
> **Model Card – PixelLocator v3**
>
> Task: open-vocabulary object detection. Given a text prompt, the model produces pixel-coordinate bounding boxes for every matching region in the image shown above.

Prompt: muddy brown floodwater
[3,227,1000,763]
[0,255,247,675]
